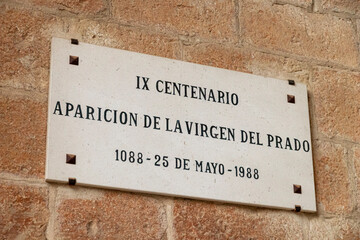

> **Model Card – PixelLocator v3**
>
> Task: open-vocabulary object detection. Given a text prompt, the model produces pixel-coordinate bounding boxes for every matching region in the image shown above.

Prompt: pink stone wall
[1,0,359,238]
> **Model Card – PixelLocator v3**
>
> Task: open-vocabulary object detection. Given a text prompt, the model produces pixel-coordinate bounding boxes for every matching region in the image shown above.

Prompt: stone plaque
[46,37,316,212]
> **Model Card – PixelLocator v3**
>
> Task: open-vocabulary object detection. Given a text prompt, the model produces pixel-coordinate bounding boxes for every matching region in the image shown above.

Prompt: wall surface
[1,0,360,239]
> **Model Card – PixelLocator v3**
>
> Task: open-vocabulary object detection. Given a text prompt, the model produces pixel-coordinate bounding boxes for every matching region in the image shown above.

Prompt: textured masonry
[0,0,360,239]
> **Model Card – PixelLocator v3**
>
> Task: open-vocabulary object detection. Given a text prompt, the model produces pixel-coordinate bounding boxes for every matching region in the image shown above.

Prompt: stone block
[354,147,360,210]
[183,44,251,72]
[111,0,237,42]
[13,0,107,15]
[316,0,360,16]
[0,7,181,93]
[55,188,167,239]
[312,67,360,143]
[274,0,313,9]
[183,44,310,84]
[0,7,59,92]
[0,94,47,178]
[310,217,360,239]
[241,0,359,68]
[0,182,49,239]
[173,199,304,239]
[312,141,353,214]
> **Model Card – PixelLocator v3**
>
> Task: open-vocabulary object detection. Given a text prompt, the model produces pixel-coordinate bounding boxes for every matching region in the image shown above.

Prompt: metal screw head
[66,154,76,165]
[69,56,79,65]
[68,178,76,185]
[71,38,79,45]
[293,184,302,194]
[287,95,295,104]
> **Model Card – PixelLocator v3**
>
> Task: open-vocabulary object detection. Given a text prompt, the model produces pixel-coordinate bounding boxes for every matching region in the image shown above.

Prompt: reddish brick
[173,200,304,239]
[111,0,237,42]
[313,141,353,215]
[317,0,360,16]
[0,182,49,239]
[55,189,167,239]
[312,67,360,143]
[0,94,47,178]
[241,0,359,68]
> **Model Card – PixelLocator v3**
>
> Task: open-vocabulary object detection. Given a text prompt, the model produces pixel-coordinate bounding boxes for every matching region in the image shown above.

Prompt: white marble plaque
[46,37,316,212]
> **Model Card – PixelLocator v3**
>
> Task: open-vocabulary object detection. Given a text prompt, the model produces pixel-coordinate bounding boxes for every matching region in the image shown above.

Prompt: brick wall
[1,0,360,239]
